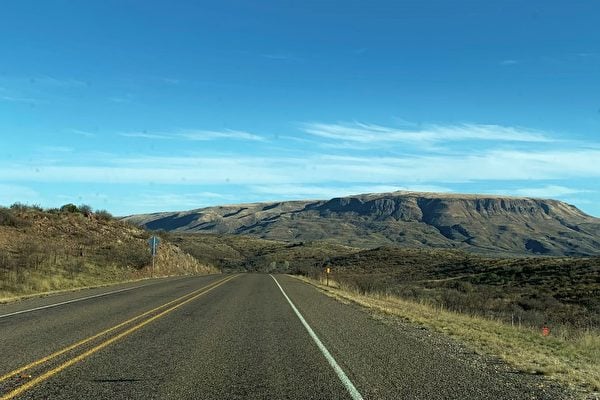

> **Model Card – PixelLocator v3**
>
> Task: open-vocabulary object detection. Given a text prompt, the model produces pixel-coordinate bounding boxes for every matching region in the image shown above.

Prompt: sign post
[148,236,160,277]
[326,267,331,286]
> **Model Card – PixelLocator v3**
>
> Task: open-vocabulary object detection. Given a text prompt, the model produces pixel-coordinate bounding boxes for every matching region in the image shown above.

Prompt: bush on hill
[95,209,113,221]
[60,203,80,213]
[0,207,22,227]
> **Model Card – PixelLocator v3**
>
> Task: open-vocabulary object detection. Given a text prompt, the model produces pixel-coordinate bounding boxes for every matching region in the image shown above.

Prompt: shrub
[60,203,79,213]
[29,204,44,212]
[95,209,113,221]
[79,204,93,216]
[10,202,29,211]
[0,207,20,227]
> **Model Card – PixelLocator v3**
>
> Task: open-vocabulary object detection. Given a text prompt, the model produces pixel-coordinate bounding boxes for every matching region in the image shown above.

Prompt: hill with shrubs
[0,203,218,300]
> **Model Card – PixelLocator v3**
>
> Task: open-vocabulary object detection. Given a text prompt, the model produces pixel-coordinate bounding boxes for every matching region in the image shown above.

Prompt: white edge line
[0,282,157,319]
[270,274,364,400]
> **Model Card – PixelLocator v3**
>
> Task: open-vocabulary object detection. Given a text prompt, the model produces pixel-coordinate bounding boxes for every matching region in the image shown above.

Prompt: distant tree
[60,203,79,213]
[79,204,93,217]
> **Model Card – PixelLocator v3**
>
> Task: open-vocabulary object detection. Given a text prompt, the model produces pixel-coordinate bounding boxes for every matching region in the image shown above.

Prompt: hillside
[0,206,218,299]
[124,191,600,256]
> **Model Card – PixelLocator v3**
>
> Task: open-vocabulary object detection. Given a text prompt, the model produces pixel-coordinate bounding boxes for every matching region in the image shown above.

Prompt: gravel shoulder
[278,274,576,399]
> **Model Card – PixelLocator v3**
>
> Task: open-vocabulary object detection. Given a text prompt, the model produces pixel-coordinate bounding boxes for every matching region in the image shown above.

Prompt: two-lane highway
[0,274,571,399]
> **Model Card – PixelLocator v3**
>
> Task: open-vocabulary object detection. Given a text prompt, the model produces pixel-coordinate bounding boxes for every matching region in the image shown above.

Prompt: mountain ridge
[124,191,600,257]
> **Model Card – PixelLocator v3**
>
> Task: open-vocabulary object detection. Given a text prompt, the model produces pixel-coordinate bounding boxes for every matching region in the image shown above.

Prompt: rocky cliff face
[124,192,600,256]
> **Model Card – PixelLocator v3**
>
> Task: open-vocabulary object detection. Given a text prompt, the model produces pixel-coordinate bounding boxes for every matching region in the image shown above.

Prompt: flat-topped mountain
[124,192,600,256]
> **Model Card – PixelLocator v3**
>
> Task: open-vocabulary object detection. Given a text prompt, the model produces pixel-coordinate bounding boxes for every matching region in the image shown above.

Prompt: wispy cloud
[0,95,38,103]
[120,132,171,139]
[161,77,180,84]
[39,146,73,153]
[71,129,96,138]
[262,53,298,61]
[575,52,600,59]
[108,96,133,104]
[500,59,519,66]
[119,129,266,142]
[512,185,592,198]
[30,75,87,88]
[178,129,266,142]
[132,192,233,211]
[4,149,600,185]
[250,184,452,200]
[301,122,552,145]
[0,184,39,206]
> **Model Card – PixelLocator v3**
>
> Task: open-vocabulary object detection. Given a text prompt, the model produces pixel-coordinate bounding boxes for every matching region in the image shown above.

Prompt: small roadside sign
[148,236,160,277]
[148,236,160,256]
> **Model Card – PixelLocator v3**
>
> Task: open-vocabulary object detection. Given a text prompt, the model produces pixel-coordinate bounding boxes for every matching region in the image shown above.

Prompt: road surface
[0,274,571,399]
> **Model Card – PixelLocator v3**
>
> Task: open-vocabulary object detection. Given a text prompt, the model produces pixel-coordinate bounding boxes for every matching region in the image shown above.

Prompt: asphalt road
[0,273,571,399]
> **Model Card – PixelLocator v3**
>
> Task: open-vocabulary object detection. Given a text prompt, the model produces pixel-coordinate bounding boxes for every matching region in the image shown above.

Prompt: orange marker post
[542,326,550,337]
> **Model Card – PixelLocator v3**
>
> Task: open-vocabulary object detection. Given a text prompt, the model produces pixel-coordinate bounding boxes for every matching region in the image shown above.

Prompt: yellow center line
[0,274,234,384]
[1,274,237,400]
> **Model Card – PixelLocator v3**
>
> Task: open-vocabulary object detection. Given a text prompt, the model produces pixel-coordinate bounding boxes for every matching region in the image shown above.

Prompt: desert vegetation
[168,233,599,336]
[165,231,599,392]
[0,204,217,300]
[297,275,599,393]
[297,247,600,335]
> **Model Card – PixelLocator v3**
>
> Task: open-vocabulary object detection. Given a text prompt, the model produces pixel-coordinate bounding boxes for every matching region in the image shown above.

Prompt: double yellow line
[0,274,237,400]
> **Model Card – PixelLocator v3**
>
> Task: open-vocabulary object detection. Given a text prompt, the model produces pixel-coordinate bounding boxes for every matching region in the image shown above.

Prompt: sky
[1,0,599,216]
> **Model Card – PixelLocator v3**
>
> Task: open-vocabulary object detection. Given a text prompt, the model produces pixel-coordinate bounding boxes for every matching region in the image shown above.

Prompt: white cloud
[250,184,452,200]
[32,76,87,87]
[301,122,552,145]
[109,96,133,104]
[118,129,266,142]
[38,146,73,153]
[178,129,266,142]
[262,53,297,61]
[120,132,170,139]
[71,129,96,138]
[3,149,600,185]
[512,185,591,198]
[501,59,519,65]
[0,95,38,103]
[162,78,180,84]
[132,192,233,210]
[0,184,39,206]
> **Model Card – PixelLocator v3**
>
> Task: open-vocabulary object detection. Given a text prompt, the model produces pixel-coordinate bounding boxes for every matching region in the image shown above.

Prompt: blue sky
[1,1,599,216]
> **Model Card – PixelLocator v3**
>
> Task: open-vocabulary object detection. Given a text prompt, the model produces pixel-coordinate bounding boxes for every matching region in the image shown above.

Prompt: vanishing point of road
[0,274,571,399]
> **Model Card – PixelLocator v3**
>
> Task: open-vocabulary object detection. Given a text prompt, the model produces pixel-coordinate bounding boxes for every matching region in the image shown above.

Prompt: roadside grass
[294,275,600,396]
[0,206,219,301]
[0,249,218,302]
[0,263,132,301]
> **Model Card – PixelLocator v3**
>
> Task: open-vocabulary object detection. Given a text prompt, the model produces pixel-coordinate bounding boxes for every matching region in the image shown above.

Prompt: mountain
[124,192,600,256]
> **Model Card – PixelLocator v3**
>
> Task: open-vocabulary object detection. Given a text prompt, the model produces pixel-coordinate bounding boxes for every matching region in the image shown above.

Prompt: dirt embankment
[0,207,219,300]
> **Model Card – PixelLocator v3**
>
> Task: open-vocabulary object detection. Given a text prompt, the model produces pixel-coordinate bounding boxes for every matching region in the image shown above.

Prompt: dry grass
[0,207,219,300]
[0,264,140,303]
[294,275,600,396]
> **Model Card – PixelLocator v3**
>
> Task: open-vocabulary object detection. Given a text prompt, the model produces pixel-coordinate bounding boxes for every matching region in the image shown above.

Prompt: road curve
[0,274,571,399]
